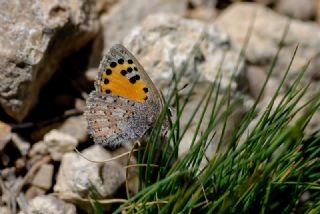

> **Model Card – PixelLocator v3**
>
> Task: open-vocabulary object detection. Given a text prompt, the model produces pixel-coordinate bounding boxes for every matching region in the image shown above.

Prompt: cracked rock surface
[0,0,98,121]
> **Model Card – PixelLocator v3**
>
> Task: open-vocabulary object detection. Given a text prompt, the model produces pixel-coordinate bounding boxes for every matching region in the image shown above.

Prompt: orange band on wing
[100,61,148,103]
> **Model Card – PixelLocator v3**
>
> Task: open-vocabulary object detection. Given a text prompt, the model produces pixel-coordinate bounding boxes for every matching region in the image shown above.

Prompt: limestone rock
[316,0,320,22]
[28,195,76,214]
[215,2,320,79]
[43,129,78,161]
[246,66,267,99]
[123,13,245,92]
[29,141,49,157]
[101,0,188,52]
[54,145,125,204]
[25,186,46,201]
[275,0,315,21]
[178,83,247,156]
[31,163,54,190]
[0,121,11,151]
[254,0,275,5]
[0,207,11,214]
[111,145,138,195]
[57,115,88,143]
[246,65,285,102]
[186,0,217,21]
[123,14,247,156]
[216,3,320,132]
[0,0,98,121]
[186,7,216,21]
[11,133,30,156]
[188,0,216,7]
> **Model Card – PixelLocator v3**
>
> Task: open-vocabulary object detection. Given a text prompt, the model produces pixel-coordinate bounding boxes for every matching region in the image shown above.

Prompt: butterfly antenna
[73,147,139,163]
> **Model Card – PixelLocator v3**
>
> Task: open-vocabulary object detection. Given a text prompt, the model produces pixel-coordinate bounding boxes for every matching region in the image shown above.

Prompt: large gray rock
[101,0,188,52]
[316,0,320,23]
[0,0,98,121]
[275,0,315,21]
[123,13,245,91]
[215,2,320,80]
[216,3,320,133]
[122,14,247,155]
[27,195,76,214]
[54,145,125,210]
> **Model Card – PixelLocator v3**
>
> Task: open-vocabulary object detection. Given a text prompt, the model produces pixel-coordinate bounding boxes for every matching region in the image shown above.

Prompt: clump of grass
[107,22,320,213]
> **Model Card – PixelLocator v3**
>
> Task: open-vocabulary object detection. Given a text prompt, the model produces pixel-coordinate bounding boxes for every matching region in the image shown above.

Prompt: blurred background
[0,0,319,213]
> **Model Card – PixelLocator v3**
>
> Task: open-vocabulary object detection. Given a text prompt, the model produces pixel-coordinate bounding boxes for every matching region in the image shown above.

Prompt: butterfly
[85,44,166,147]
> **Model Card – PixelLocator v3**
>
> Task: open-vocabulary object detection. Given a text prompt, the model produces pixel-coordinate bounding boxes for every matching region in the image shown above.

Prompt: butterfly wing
[85,44,162,147]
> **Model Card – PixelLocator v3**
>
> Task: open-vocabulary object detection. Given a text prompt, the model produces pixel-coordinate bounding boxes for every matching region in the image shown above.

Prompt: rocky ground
[0,0,320,213]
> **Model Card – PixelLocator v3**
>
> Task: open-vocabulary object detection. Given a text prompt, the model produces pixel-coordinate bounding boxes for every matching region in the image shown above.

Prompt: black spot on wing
[110,62,117,68]
[118,59,124,64]
[129,75,140,84]
[120,70,127,76]
[106,69,112,75]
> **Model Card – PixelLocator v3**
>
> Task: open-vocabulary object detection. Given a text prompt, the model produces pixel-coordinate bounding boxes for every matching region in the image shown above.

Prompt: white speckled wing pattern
[85,44,163,147]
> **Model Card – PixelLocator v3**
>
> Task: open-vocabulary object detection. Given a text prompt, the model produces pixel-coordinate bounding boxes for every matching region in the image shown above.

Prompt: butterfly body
[85,44,164,147]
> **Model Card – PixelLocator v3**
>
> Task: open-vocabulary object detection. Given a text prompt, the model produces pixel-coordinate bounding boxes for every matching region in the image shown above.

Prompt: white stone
[11,133,30,156]
[31,164,54,190]
[276,0,315,21]
[123,13,245,92]
[101,0,188,51]
[28,195,76,214]
[44,130,78,161]
[215,2,320,78]
[54,145,125,200]
[58,115,88,143]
